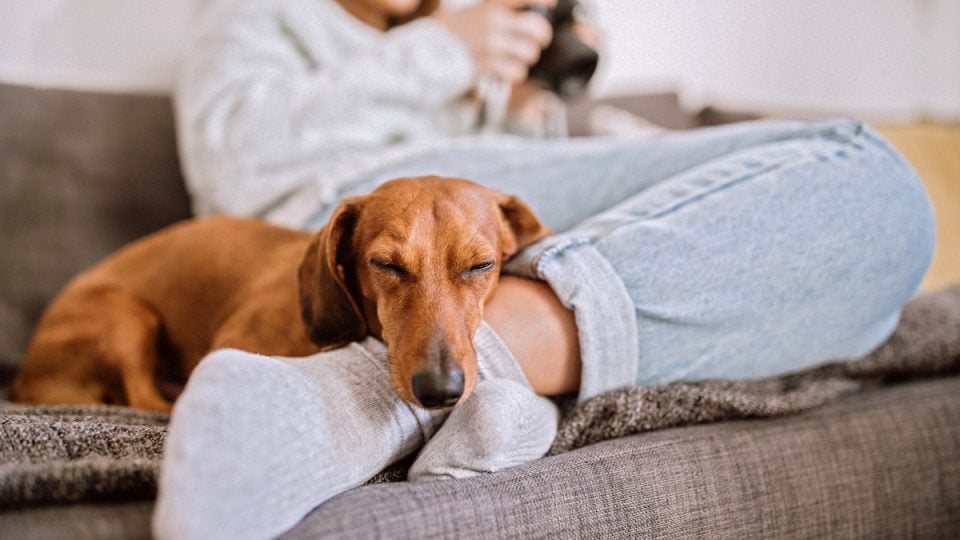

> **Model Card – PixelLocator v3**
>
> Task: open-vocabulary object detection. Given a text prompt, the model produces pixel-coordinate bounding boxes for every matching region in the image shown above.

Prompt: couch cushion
[1,376,956,538]
[0,83,192,377]
[285,375,960,539]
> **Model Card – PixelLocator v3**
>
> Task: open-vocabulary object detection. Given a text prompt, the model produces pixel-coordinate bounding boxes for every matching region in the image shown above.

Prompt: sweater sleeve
[176,0,476,220]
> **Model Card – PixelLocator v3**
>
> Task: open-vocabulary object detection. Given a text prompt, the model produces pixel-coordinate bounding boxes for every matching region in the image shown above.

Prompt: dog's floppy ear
[298,197,368,349]
[497,193,550,259]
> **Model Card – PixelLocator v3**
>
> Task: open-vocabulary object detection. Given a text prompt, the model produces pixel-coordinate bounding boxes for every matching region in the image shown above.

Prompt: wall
[590,0,960,121]
[0,0,957,120]
[0,0,200,94]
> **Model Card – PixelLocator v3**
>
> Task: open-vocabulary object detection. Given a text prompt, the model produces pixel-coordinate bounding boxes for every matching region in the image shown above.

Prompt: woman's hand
[434,0,557,84]
[507,80,550,122]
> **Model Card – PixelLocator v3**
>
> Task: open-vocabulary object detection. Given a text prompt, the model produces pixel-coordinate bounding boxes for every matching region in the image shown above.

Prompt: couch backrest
[0,82,193,379]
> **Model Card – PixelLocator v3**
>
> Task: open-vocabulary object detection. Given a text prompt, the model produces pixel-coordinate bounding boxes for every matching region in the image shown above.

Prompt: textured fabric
[285,375,960,539]
[178,0,572,228]
[0,405,167,508]
[0,398,408,509]
[0,83,192,373]
[178,0,479,227]
[407,379,558,481]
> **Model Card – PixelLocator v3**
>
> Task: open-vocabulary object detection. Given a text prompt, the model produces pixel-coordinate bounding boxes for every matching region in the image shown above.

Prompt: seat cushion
[284,375,960,539]
[1,377,956,538]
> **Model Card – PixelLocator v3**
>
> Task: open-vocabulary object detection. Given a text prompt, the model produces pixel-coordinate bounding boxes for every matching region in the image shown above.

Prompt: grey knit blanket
[2,285,959,508]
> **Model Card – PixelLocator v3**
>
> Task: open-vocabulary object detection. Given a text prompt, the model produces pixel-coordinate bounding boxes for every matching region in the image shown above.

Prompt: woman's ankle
[484,275,581,396]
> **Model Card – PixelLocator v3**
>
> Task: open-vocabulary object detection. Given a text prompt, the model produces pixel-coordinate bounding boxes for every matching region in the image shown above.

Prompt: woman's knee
[796,121,935,361]
[843,122,935,293]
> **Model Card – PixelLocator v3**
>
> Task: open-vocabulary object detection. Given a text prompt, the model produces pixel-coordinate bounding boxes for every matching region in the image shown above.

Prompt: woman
[155,1,936,538]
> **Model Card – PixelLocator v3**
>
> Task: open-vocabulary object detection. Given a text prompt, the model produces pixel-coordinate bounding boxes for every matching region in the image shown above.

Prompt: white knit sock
[408,378,558,481]
[408,325,559,481]
[153,326,556,539]
[153,340,446,540]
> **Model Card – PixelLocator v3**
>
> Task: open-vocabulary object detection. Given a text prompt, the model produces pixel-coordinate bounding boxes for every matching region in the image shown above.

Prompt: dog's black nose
[411,367,464,409]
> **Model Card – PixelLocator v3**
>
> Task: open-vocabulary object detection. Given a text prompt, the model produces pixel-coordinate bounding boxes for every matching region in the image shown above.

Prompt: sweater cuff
[388,18,476,105]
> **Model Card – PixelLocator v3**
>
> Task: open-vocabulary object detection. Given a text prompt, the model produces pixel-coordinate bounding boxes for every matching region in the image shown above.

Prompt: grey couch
[1,82,958,539]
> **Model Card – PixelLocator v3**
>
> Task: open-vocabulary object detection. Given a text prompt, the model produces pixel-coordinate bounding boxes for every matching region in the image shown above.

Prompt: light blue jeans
[327,119,935,399]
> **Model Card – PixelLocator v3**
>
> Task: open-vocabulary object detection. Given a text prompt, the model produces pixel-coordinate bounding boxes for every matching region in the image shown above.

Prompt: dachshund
[11,176,548,411]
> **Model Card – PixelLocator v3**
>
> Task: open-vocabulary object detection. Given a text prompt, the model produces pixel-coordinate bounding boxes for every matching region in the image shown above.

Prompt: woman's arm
[176,1,476,219]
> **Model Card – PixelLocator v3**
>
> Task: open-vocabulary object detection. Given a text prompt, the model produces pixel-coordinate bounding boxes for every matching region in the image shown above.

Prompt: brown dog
[11,176,548,412]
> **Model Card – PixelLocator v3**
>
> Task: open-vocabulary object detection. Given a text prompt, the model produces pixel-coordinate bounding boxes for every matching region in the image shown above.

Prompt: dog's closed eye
[462,261,496,278]
[369,259,409,279]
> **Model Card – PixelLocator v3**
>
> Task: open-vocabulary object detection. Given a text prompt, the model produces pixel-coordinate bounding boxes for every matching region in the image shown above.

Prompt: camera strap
[475,74,511,134]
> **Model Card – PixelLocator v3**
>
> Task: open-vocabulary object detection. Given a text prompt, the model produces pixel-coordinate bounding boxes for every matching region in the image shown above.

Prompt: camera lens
[526,0,598,97]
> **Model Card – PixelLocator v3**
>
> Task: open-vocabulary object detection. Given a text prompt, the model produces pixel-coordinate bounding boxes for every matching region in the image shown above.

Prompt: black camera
[527,0,599,97]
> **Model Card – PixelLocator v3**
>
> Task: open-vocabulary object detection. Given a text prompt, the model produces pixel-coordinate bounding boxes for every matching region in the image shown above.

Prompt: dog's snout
[411,367,464,409]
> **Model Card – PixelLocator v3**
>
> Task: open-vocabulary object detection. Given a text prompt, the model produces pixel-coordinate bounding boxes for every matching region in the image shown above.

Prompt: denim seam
[646,162,789,222]
[631,126,868,226]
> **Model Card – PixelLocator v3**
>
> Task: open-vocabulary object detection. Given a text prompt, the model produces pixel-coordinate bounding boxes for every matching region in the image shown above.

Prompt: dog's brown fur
[10,177,548,411]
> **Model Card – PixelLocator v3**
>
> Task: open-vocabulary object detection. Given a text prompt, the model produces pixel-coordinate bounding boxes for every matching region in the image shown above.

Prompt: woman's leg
[155,330,558,538]
[495,120,935,399]
[319,119,881,232]
[484,275,582,395]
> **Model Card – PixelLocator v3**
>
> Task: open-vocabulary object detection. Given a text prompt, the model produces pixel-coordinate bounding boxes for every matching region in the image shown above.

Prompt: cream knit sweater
[176,0,558,228]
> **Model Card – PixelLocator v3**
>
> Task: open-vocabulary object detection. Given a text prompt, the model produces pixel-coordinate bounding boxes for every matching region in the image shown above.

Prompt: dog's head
[298,176,548,408]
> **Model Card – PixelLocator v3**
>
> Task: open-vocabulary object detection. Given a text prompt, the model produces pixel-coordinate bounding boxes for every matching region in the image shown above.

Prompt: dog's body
[11,177,547,412]
[12,218,319,411]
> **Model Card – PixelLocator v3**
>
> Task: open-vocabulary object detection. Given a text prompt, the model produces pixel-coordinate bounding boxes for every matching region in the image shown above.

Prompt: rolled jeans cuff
[505,239,639,402]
